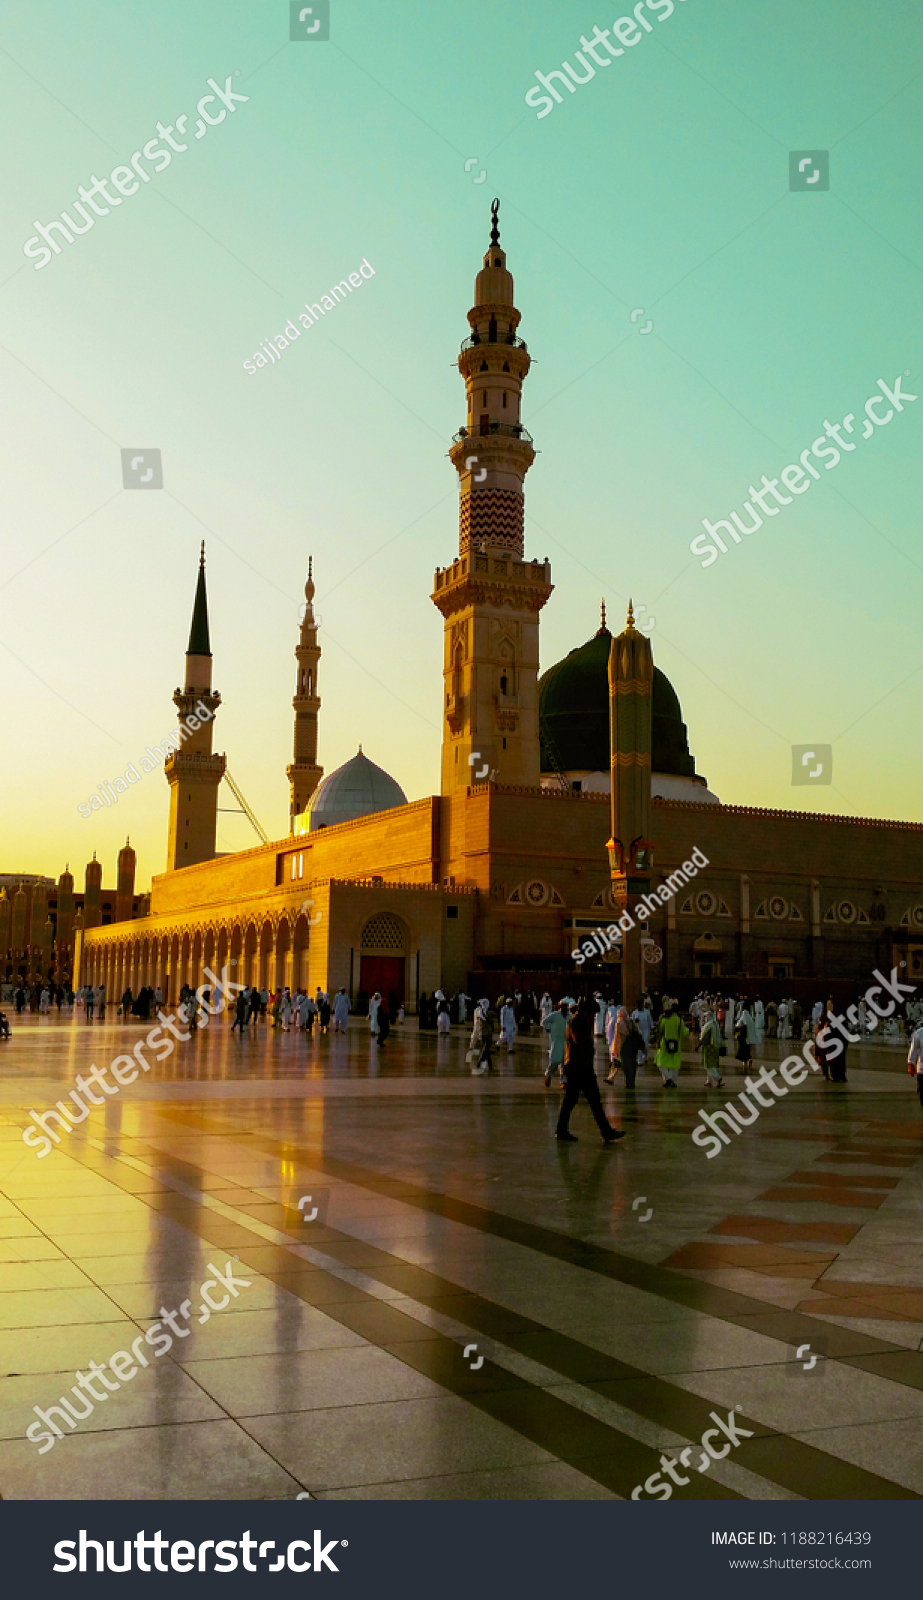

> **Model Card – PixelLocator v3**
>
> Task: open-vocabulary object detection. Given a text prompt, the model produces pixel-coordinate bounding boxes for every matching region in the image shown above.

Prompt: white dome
[651,774,721,805]
[307,748,408,831]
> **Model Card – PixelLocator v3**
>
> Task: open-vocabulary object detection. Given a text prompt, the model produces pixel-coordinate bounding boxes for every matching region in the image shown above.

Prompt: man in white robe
[724,997,736,1040]
[542,1002,568,1087]
[333,989,350,1032]
[631,1001,652,1064]
[500,998,516,1053]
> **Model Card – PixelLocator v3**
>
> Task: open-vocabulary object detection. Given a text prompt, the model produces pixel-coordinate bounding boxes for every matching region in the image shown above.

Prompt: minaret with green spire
[165,543,226,871]
[187,544,211,657]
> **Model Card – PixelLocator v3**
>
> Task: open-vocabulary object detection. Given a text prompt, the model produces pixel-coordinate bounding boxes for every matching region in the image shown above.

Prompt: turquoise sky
[1,0,921,888]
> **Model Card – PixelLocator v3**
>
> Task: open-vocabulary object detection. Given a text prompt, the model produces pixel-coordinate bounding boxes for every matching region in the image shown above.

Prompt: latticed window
[360,913,405,951]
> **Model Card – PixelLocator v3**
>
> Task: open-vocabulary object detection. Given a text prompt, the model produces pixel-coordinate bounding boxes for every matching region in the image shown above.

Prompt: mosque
[70,205,923,1010]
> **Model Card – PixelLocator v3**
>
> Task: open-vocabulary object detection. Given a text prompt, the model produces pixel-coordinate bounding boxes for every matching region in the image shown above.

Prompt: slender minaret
[11,884,26,956]
[84,854,102,928]
[165,543,226,870]
[56,867,74,976]
[607,602,654,1010]
[286,558,323,828]
[432,199,553,793]
[29,882,48,949]
[116,838,136,923]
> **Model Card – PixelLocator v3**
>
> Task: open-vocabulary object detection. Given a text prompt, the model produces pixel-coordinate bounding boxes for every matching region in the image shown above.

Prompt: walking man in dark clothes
[556,998,625,1145]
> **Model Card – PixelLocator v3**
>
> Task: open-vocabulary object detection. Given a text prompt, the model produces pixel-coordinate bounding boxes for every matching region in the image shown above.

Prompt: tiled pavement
[0,1012,921,1500]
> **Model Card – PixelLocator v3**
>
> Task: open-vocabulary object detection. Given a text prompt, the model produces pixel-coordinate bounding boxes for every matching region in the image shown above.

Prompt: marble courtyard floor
[0,1012,921,1501]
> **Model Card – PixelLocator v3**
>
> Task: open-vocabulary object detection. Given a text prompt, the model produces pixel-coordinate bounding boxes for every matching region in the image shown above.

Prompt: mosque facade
[72,207,923,1010]
[0,856,145,986]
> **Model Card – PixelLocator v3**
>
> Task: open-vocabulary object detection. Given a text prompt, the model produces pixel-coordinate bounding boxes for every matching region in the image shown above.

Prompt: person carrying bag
[654,1000,689,1089]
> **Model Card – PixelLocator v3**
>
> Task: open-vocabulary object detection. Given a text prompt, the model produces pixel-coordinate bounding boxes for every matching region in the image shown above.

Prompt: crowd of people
[527,983,923,1109]
[1,979,76,1014]
[3,969,921,1116]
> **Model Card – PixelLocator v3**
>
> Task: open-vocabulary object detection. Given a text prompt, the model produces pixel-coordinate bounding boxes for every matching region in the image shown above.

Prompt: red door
[360,956,405,1004]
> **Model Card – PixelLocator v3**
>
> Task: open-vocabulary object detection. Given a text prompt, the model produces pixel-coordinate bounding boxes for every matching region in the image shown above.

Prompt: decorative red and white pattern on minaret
[432,202,553,795]
[449,199,535,557]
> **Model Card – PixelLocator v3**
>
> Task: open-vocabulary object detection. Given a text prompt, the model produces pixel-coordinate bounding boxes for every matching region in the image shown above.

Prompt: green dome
[538,625,700,780]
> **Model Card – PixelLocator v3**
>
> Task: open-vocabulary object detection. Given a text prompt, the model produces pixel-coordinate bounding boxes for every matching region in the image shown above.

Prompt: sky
[1,0,921,891]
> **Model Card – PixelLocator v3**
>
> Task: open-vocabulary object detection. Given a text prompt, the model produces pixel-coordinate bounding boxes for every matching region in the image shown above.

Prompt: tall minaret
[607,602,654,1010]
[30,882,48,948]
[432,199,553,793]
[286,558,323,828]
[83,855,102,929]
[56,868,74,975]
[165,543,226,870]
[116,838,136,922]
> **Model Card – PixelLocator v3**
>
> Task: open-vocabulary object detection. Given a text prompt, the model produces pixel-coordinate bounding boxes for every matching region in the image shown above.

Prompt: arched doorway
[292,911,311,990]
[229,924,243,989]
[167,933,180,1004]
[276,917,292,991]
[258,920,273,990]
[359,912,408,1007]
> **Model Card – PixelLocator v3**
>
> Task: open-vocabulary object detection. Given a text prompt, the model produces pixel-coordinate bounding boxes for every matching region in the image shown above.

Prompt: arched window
[452,642,464,702]
[488,315,497,343]
[361,913,406,951]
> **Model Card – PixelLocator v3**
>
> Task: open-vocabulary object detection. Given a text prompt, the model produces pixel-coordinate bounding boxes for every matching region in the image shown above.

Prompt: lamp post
[607,603,655,1014]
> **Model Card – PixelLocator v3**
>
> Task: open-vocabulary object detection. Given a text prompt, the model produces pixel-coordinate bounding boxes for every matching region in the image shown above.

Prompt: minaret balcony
[434,556,469,592]
[164,749,226,780]
[432,554,553,619]
[434,555,551,591]
[453,422,533,445]
[460,332,528,352]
